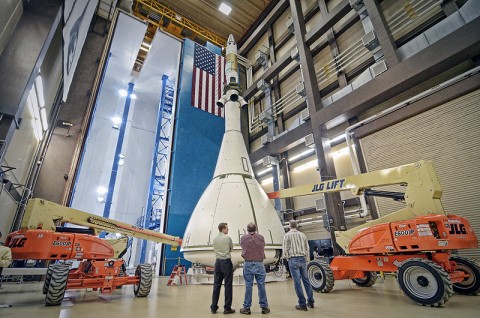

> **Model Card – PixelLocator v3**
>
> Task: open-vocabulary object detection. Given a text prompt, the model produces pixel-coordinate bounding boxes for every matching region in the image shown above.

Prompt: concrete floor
[1,276,479,318]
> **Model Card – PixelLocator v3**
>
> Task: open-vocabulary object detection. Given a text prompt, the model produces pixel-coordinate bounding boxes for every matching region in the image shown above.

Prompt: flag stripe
[191,44,225,117]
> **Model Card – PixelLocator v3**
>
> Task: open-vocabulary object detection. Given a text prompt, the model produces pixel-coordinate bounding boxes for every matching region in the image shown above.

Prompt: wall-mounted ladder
[140,75,175,263]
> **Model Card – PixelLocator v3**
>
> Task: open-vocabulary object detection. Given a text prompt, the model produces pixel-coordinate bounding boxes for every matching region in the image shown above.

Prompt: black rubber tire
[45,264,70,306]
[307,260,334,293]
[451,256,480,295]
[352,271,378,287]
[398,258,453,307]
[42,265,54,295]
[134,264,152,297]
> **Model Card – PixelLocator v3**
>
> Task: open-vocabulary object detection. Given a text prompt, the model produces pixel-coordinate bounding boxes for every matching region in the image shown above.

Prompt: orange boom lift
[5,199,182,306]
[268,160,479,306]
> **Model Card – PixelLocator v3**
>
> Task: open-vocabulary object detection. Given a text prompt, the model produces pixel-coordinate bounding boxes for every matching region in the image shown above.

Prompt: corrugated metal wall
[359,89,480,259]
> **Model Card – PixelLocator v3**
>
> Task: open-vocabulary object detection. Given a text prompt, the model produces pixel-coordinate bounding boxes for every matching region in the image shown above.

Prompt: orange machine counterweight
[6,229,115,260]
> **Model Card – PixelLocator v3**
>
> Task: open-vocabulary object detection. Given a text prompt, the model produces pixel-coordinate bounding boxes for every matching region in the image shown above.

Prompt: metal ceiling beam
[239,0,289,55]
[133,0,226,47]
[243,0,351,100]
[353,71,480,138]
[304,0,351,46]
[312,16,480,129]
[244,50,295,100]
[363,0,400,67]
[249,16,480,162]
[250,120,312,165]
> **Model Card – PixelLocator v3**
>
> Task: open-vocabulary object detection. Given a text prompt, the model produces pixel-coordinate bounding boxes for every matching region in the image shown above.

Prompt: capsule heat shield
[181,174,284,268]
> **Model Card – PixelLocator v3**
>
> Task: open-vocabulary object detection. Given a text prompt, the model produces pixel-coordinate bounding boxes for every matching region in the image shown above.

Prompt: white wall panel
[336,21,370,74]
[305,9,322,33]
[313,45,336,90]
[272,8,291,44]
[380,0,443,41]
[302,0,318,15]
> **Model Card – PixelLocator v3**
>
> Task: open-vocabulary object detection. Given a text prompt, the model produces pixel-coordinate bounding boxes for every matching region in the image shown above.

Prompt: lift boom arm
[268,160,445,252]
[20,198,182,246]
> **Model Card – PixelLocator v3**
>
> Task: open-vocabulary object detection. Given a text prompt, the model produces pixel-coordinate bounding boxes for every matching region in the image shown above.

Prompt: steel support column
[318,0,347,88]
[363,0,400,66]
[289,0,346,249]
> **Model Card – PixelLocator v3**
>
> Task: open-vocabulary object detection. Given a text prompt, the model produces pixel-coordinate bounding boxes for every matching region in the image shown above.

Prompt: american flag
[191,44,225,117]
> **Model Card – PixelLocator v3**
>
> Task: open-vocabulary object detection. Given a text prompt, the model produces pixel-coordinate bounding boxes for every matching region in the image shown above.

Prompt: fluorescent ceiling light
[40,107,48,131]
[27,93,43,141]
[130,93,137,100]
[256,167,272,178]
[329,134,346,144]
[289,148,315,162]
[35,75,45,108]
[219,3,232,15]
[293,159,317,172]
[331,145,354,158]
[119,89,128,97]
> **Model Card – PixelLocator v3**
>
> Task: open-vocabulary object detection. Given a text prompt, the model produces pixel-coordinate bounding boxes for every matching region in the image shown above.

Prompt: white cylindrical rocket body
[225,34,239,85]
[181,36,285,268]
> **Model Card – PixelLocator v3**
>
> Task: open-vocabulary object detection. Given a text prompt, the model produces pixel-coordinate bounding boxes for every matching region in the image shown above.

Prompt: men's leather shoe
[211,306,218,314]
[223,308,235,314]
[295,305,307,311]
[261,307,270,314]
[307,302,314,308]
[240,307,251,315]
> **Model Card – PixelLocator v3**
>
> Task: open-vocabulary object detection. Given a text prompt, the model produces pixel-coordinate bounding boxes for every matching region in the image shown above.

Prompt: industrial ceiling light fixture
[119,89,128,97]
[288,148,315,162]
[255,167,272,178]
[219,2,232,15]
[112,116,122,129]
[329,134,346,145]
[96,186,108,195]
[96,186,108,203]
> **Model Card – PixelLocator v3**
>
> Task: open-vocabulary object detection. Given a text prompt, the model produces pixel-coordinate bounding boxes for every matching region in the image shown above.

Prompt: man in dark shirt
[240,222,270,315]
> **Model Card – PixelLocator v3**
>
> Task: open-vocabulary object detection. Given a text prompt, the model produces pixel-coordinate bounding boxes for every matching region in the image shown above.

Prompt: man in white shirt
[282,220,314,311]
[0,231,12,288]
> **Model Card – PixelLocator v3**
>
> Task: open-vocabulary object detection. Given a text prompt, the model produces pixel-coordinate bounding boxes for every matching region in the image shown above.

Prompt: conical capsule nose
[227,34,235,44]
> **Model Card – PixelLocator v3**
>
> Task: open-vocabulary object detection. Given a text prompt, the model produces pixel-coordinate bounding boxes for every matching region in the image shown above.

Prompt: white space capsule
[181,35,285,268]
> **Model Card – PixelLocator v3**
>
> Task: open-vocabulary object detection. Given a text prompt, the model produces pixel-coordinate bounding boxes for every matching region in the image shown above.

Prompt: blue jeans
[243,262,268,308]
[288,256,314,306]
